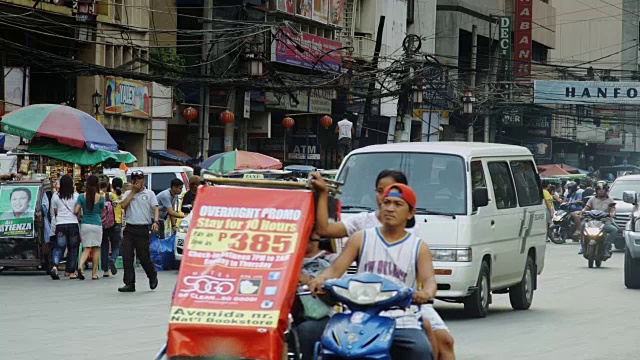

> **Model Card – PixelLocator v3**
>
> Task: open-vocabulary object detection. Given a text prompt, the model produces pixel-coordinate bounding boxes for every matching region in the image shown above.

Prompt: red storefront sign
[166,186,315,359]
[513,0,532,80]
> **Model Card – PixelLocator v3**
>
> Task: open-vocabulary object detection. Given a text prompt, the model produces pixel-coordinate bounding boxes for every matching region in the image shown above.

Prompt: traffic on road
[2,142,640,360]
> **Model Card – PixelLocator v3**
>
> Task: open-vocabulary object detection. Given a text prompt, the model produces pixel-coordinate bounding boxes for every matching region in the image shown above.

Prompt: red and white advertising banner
[166,185,315,359]
[513,0,532,80]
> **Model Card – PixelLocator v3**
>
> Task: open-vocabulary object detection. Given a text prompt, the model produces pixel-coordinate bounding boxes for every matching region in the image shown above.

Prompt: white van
[336,142,547,318]
[104,166,193,194]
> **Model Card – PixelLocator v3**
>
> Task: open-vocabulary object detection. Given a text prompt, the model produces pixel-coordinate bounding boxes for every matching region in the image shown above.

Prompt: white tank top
[356,227,422,329]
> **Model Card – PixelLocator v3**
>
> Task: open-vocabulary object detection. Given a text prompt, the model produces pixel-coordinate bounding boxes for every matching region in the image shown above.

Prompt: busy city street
[2,242,638,360]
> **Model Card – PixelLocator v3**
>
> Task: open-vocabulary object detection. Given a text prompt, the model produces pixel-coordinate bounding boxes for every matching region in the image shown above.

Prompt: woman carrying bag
[50,175,80,280]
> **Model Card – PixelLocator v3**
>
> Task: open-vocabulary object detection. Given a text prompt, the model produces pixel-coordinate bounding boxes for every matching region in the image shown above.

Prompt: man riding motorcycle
[578,181,617,257]
[564,181,584,237]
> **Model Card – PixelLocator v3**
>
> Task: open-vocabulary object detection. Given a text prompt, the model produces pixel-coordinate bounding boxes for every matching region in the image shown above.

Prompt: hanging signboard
[166,186,315,359]
[0,185,38,238]
[104,76,152,118]
[297,0,312,18]
[513,0,532,80]
[498,16,512,81]
[271,29,342,72]
[534,81,640,105]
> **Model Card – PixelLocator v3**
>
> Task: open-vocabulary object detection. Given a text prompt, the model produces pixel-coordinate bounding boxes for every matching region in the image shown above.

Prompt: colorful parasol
[1,104,118,152]
[201,150,282,174]
[28,142,136,166]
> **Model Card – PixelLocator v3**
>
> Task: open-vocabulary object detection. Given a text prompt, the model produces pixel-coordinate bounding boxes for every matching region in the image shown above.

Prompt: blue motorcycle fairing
[319,312,396,360]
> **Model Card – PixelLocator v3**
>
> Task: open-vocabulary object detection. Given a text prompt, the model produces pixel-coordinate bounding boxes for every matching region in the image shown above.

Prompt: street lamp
[92,90,102,123]
[92,90,102,114]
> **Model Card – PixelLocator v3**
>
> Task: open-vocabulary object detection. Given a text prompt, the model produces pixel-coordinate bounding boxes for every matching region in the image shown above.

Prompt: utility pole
[200,0,213,158]
[468,24,477,142]
[361,16,385,146]
[394,34,421,143]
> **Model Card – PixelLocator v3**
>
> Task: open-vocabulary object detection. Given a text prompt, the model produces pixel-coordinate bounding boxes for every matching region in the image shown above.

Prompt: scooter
[581,209,613,268]
[550,202,582,244]
[314,273,416,360]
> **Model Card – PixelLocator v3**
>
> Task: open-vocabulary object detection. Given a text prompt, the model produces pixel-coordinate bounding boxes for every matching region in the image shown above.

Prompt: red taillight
[181,172,189,187]
[336,198,341,221]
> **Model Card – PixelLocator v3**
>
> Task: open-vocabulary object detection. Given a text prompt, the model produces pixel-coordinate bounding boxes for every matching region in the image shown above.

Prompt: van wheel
[464,261,490,318]
[624,248,640,289]
[509,256,535,310]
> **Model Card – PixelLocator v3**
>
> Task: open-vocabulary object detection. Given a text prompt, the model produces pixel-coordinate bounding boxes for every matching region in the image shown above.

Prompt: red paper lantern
[220,110,235,124]
[320,115,333,129]
[282,117,295,129]
[183,107,198,122]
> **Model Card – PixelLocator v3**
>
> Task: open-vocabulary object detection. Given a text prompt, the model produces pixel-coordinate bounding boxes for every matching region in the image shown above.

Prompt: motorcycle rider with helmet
[564,181,584,237]
[579,181,617,257]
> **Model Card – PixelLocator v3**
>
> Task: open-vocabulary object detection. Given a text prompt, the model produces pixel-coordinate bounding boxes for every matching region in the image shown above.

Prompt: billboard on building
[513,0,532,80]
[312,0,329,23]
[105,76,151,118]
[329,0,343,26]
[277,0,295,14]
[534,81,640,105]
[297,0,312,18]
[271,29,342,72]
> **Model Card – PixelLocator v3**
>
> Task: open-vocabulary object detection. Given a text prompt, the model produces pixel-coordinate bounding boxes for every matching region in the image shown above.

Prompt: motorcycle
[581,209,613,268]
[314,273,416,360]
[550,202,581,244]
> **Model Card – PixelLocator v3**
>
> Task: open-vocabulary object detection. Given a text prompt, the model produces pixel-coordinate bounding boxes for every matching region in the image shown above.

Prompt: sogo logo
[181,275,236,295]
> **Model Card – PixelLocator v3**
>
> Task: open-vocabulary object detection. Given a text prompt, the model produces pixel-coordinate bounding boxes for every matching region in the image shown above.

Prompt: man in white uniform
[309,183,435,360]
[336,114,354,162]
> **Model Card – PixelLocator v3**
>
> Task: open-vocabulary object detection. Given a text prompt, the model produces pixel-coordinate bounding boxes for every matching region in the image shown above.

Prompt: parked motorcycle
[550,203,580,244]
[315,272,428,360]
[581,209,612,268]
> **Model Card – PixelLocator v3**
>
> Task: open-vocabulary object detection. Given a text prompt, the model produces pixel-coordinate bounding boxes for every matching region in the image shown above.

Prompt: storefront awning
[147,149,193,163]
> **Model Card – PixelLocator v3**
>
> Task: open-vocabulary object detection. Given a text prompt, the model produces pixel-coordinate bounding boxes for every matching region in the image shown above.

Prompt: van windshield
[337,152,467,215]
[609,180,640,200]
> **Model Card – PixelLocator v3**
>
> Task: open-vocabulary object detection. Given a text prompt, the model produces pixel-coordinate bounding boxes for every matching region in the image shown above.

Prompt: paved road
[443,243,640,360]
[1,243,639,360]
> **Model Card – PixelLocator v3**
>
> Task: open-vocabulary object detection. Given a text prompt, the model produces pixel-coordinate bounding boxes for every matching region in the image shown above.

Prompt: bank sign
[534,81,640,105]
[105,77,152,118]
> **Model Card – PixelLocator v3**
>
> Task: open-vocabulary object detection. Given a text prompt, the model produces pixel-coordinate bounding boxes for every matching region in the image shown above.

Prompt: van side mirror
[473,187,489,208]
[623,191,638,205]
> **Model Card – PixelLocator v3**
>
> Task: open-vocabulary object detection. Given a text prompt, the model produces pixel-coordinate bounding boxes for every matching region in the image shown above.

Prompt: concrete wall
[549,0,623,68]
[408,0,438,54]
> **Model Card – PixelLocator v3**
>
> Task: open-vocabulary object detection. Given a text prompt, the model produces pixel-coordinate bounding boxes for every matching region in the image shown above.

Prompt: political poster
[166,186,315,359]
[0,185,38,238]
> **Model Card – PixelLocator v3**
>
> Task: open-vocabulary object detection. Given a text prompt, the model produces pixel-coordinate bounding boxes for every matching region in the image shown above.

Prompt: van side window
[488,162,517,209]
[510,160,542,206]
[470,161,486,190]
[151,173,179,195]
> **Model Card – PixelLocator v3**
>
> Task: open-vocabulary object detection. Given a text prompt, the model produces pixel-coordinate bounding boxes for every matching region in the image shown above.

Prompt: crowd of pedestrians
[47,170,193,293]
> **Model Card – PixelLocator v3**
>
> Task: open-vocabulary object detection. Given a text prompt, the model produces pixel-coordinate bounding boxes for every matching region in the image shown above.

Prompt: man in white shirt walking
[336,113,354,163]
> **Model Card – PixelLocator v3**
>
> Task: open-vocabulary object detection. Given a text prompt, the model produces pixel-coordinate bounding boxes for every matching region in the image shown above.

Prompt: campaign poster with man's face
[0,186,38,238]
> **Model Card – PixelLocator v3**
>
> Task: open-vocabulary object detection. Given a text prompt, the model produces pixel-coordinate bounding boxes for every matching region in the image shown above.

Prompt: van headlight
[431,248,472,262]
[634,218,640,232]
[177,219,190,233]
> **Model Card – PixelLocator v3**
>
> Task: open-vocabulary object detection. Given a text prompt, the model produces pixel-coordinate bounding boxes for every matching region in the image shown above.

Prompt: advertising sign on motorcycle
[166,185,315,359]
[0,185,38,238]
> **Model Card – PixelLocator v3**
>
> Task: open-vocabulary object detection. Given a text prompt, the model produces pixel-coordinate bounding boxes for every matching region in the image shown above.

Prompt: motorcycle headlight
[431,248,472,262]
[584,226,603,236]
[332,281,398,305]
[177,219,190,233]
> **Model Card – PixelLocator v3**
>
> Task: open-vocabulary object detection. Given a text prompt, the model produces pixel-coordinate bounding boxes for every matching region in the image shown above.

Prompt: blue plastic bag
[150,234,176,271]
